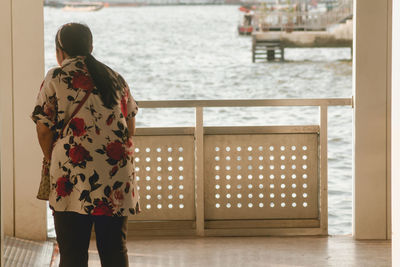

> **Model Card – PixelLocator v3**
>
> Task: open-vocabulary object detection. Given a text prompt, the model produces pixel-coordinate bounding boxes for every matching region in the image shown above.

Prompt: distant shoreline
[44,4,246,7]
[43,2,249,8]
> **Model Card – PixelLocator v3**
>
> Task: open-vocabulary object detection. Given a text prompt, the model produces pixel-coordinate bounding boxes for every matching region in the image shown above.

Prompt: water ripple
[44,5,352,235]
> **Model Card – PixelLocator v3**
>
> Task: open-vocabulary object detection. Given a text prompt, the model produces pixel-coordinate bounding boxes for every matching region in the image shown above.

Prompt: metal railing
[129,98,352,237]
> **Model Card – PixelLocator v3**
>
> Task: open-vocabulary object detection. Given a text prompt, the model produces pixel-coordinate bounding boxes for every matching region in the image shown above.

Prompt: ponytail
[84,54,119,109]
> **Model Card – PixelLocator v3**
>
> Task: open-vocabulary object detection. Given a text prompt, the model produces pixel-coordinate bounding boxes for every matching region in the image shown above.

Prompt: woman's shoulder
[40,67,65,92]
[44,66,63,81]
[44,63,76,83]
[45,58,89,83]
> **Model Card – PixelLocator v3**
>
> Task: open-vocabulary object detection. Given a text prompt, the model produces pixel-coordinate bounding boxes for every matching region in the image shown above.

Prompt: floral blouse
[31,56,141,217]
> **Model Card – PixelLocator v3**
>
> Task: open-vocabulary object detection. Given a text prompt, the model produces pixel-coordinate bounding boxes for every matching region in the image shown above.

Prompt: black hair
[55,23,120,108]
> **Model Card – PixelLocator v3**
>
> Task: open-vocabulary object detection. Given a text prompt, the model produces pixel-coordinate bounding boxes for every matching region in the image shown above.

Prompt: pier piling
[252,39,284,62]
[251,29,352,63]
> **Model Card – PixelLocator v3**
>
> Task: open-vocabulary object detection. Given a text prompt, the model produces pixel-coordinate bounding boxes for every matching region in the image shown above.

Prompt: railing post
[195,107,205,236]
[319,105,328,235]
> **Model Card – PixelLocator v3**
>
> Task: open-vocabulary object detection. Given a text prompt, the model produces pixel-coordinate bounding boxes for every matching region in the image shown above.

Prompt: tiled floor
[7,234,390,267]
[4,236,54,267]
[84,235,391,267]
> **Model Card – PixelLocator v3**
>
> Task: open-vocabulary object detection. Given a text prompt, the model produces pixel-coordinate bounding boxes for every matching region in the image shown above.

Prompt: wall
[391,0,400,264]
[0,0,15,238]
[353,0,391,239]
[0,0,14,261]
[0,0,47,240]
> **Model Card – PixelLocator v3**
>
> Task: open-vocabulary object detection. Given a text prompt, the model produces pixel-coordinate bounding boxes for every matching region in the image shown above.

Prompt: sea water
[44,5,352,235]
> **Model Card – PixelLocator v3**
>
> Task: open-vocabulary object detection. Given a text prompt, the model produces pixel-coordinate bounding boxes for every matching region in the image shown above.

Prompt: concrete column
[0,0,47,240]
[0,0,14,261]
[353,0,391,239]
[0,0,16,239]
[391,0,400,264]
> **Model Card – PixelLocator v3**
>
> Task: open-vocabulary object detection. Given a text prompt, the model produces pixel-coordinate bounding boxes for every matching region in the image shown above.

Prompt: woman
[31,23,140,267]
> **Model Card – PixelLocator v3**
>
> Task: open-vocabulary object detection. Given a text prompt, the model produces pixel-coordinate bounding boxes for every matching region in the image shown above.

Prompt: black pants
[54,211,128,267]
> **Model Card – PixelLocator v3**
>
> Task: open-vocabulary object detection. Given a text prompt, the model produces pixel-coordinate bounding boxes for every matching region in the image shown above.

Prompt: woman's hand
[126,117,136,137]
[36,121,54,161]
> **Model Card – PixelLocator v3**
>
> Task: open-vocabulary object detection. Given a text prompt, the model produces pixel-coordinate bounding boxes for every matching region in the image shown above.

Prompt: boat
[237,6,256,35]
[44,0,65,8]
[63,2,104,11]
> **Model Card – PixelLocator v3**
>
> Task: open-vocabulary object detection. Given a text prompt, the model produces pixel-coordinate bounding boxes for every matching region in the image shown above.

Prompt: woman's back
[32,55,141,216]
[32,22,136,267]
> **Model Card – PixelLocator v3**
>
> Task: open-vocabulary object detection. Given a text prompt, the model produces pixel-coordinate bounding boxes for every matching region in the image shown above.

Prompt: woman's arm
[127,117,136,137]
[36,122,54,161]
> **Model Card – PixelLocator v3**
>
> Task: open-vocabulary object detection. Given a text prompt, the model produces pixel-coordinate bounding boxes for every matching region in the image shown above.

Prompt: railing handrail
[138,98,353,108]
[132,97,352,236]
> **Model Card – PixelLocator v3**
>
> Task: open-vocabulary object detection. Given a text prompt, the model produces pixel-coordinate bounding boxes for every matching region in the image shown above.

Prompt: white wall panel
[11,0,46,240]
[0,0,16,238]
[391,0,400,264]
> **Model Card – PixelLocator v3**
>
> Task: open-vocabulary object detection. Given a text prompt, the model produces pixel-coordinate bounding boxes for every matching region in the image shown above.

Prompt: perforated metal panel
[204,133,319,220]
[130,135,195,221]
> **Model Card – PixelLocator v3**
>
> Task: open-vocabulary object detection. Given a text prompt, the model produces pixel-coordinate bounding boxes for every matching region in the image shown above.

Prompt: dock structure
[249,0,353,62]
[257,0,353,32]
[252,19,353,62]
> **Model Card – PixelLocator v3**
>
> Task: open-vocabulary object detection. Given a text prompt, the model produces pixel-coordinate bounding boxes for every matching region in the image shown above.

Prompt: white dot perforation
[132,136,195,220]
[205,134,317,220]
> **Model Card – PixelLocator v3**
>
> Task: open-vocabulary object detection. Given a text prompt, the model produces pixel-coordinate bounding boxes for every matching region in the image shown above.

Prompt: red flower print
[92,201,114,216]
[44,105,54,118]
[56,176,73,197]
[110,189,124,209]
[106,114,115,126]
[72,72,94,91]
[69,144,91,164]
[124,139,134,156]
[120,92,128,118]
[125,139,133,148]
[125,182,130,191]
[110,166,118,176]
[70,118,86,137]
[106,141,126,161]
[132,188,135,197]
[44,96,57,121]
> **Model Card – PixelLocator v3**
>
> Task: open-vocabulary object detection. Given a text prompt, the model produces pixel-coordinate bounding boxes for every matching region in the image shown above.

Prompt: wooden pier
[249,0,353,62]
[252,20,353,62]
